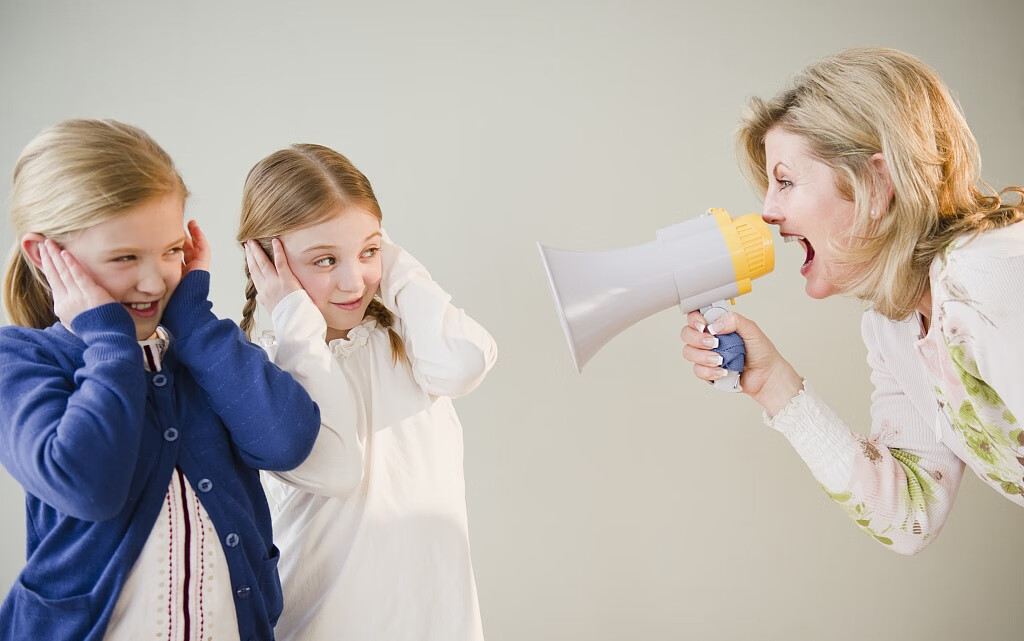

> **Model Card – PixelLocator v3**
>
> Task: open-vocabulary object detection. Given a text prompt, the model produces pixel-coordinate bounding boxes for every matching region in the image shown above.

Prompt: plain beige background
[2,1,1023,639]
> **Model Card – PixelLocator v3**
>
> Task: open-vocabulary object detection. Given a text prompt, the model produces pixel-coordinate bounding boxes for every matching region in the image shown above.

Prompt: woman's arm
[766,313,965,554]
[681,308,965,554]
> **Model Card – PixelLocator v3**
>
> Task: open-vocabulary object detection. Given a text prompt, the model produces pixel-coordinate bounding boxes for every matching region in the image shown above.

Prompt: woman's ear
[20,233,46,268]
[869,153,895,219]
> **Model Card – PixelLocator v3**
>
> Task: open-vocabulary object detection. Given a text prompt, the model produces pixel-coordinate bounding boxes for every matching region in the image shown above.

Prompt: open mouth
[785,234,815,270]
[124,301,159,318]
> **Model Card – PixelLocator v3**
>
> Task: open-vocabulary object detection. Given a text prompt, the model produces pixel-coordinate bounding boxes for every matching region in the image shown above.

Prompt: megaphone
[537,208,774,391]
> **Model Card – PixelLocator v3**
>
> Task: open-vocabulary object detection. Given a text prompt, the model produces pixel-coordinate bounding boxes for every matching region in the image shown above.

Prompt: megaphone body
[537,208,774,391]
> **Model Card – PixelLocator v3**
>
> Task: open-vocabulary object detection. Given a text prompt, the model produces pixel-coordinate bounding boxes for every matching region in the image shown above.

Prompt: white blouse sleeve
[262,290,366,497]
[765,313,965,554]
[378,234,497,398]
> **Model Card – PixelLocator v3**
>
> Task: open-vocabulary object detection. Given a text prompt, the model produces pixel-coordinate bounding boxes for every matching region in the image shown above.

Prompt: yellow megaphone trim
[708,208,775,296]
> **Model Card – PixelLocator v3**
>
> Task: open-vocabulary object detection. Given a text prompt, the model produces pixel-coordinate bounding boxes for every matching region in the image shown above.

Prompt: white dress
[261,238,497,640]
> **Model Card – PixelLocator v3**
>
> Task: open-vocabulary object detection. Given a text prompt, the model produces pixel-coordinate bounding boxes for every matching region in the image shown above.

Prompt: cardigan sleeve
[765,313,965,555]
[378,234,497,398]
[160,270,320,472]
[261,290,366,497]
[0,305,147,521]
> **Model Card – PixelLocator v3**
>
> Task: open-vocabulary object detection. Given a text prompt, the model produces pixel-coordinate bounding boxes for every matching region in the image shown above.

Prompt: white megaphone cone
[537,208,774,391]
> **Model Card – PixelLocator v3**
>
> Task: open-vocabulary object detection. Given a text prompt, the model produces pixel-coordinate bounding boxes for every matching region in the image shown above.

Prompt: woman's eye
[361,247,380,259]
[777,178,793,189]
[314,256,336,267]
[112,255,136,263]
[168,247,184,255]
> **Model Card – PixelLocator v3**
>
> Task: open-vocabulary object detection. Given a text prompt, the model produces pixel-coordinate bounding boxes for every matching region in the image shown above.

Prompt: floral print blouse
[766,221,1024,554]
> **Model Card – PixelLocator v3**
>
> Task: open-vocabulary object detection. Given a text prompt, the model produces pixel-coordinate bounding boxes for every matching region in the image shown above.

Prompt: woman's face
[278,207,383,342]
[761,127,857,299]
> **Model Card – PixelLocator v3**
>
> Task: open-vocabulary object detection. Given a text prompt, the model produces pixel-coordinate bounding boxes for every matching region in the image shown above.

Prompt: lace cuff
[763,381,858,492]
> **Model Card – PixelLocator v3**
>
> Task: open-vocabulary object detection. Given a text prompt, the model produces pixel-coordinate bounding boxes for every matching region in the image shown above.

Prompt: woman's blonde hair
[4,119,188,329]
[236,144,406,365]
[738,47,1024,320]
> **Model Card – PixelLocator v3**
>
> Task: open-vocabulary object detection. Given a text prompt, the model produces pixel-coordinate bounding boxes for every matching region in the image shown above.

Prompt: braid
[240,264,259,340]
[365,299,407,366]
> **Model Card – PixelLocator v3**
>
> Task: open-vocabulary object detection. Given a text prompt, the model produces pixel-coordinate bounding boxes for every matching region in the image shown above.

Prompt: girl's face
[278,208,382,342]
[761,127,857,299]
[58,192,187,340]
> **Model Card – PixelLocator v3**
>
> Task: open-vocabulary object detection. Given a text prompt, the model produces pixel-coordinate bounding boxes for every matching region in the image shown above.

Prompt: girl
[0,119,321,640]
[681,48,1024,553]
[237,144,497,640]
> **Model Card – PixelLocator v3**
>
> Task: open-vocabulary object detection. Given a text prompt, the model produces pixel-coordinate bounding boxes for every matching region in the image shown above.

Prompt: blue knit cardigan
[0,271,320,641]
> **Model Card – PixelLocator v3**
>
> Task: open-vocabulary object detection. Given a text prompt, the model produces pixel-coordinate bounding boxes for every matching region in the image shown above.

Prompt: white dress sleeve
[378,234,497,398]
[765,313,965,554]
[263,289,366,497]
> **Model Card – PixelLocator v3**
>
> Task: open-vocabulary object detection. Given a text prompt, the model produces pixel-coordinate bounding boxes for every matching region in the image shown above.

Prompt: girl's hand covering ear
[38,239,115,326]
[182,220,211,275]
[245,238,303,314]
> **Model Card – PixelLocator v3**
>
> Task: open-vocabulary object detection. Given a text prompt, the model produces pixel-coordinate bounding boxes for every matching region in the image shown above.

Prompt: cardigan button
[152,373,168,387]
[197,478,213,492]
[235,585,251,599]
[225,533,239,547]
[163,428,179,442]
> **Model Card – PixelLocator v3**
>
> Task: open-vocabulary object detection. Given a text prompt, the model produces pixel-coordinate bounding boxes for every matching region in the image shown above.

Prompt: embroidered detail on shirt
[860,440,882,464]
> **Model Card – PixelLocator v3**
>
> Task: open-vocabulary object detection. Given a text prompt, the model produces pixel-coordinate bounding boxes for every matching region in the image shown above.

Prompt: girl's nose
[137,266,167,296]
[334,266,365,294]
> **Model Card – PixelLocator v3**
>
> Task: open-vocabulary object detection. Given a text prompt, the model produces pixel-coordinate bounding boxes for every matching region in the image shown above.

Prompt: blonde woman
[0,119,320,640]
[237,144,496,640]
[682,48,1024,554]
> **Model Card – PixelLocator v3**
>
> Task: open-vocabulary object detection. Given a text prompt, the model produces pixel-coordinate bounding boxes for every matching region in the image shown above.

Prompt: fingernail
[707,353,723,366]
[707,322,724,335]
[702,336,719,348]
[692,321,705,333]
[714,368,729,378]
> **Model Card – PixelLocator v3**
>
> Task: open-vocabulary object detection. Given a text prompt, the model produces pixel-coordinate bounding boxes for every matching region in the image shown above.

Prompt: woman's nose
[761,191,784,225]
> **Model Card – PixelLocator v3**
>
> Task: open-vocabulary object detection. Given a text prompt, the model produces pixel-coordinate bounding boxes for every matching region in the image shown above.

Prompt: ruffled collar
[328,318,378,358]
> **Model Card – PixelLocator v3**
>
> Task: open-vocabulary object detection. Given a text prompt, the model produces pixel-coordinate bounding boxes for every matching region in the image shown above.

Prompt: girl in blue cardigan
[0,119,321,640]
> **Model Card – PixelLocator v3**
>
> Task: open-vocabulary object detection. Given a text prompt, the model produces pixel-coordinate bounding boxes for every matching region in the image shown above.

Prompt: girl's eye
[361,247,380,259]
[167,247,184,256]
[112,255,136,263]
[314,256,336,267]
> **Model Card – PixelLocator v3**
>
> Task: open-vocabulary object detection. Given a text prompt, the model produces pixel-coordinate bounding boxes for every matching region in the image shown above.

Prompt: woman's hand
[244,238,303,314]
[680,309,804,416]
[38,239,115,327]
[182,220,211,275]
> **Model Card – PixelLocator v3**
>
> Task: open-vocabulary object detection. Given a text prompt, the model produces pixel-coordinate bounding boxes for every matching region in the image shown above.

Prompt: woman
[682,47,1024,554]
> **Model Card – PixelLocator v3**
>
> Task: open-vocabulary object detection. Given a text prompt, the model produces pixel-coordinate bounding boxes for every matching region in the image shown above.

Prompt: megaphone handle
[698,301,743,393]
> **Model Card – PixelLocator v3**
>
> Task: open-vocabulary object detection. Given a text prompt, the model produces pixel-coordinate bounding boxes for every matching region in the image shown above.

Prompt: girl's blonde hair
[4,119,188,329]
[738,47,1024,320]
[236,144,407,365]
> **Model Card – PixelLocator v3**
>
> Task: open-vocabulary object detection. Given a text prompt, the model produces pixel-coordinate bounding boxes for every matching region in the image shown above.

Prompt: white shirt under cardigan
[260,239,497,641]
[105,332,238,641]
[767,221,1024,554]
